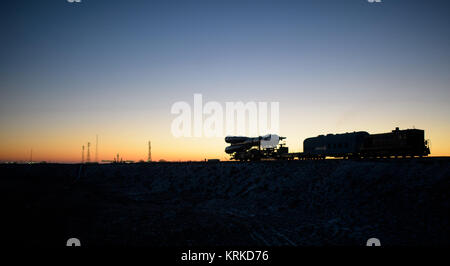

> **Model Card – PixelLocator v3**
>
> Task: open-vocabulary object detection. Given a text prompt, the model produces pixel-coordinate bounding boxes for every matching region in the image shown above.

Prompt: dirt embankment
[1,159,449,246]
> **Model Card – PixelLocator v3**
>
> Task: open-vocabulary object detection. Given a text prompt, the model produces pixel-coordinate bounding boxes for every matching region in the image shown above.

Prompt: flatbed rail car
[225,128,430,161]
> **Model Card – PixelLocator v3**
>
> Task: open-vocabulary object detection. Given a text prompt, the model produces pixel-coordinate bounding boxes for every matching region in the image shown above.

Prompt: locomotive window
[338,143,342,148]
[327,144,331,149]
[345,143,348,148]
[333,144,336,148]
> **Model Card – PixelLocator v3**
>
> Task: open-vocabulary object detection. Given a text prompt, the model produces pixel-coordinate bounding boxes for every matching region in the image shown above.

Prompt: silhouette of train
[225,127,430,161]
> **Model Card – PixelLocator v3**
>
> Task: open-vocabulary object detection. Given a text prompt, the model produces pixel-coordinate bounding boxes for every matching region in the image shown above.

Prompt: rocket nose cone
[225,146,234,154]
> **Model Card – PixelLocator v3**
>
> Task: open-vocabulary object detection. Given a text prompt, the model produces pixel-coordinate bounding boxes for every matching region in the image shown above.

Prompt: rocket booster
[224,134,285,154]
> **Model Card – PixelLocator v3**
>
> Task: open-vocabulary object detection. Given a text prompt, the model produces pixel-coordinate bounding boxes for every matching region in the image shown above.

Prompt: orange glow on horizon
[1,130,449,163]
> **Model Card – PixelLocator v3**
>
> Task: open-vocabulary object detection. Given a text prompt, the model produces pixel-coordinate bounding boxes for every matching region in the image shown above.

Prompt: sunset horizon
[2,0,450,252]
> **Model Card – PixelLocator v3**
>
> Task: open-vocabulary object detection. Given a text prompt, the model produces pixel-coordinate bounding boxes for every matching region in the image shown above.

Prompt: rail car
[302,127,430,159]
[225,127,430,161]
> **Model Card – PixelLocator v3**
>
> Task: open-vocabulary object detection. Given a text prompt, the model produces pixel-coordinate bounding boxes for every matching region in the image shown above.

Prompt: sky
[0,0,449,162]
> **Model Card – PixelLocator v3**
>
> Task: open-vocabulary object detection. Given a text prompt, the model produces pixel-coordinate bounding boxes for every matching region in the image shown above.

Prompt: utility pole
[30,148,33,164]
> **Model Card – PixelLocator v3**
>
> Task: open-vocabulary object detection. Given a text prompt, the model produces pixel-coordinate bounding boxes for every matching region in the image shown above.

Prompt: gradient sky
[1,0,449,162]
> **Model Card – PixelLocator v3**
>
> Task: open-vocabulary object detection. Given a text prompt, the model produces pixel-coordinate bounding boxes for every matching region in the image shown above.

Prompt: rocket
[225,134,285,154]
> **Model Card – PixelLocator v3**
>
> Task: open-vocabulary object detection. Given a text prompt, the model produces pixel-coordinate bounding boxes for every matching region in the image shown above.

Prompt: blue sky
[1,0,449,161]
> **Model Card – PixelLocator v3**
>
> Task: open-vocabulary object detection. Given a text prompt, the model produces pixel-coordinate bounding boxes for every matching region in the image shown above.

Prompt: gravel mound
[1,159,449,246]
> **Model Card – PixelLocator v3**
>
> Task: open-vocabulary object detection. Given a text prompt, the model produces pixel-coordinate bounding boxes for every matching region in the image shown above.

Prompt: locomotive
[225,127,430,161]
[303,127,430,159]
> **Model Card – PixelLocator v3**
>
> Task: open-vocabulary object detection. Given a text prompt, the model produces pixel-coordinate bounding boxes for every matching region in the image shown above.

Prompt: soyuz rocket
[225,134,285,154]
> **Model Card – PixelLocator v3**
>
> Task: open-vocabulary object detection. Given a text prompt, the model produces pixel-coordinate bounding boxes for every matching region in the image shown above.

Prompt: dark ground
[1,158,450,247]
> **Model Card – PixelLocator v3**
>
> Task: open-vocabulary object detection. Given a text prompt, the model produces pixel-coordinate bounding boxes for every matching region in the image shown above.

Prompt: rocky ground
[2,158,450,247]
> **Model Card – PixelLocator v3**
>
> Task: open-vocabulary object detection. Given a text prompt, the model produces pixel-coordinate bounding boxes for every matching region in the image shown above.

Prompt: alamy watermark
[171,94,280,138]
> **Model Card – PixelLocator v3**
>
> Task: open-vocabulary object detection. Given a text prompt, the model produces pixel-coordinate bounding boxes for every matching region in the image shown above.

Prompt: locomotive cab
[360,127,430,158]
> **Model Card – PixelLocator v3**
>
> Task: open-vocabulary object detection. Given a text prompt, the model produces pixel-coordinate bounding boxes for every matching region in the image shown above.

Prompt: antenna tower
[87,142,91,163]
[95,134,98,162]
[148,141,152,162]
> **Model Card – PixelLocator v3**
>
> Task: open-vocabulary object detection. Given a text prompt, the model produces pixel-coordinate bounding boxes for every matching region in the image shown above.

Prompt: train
[225,127,430,161]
